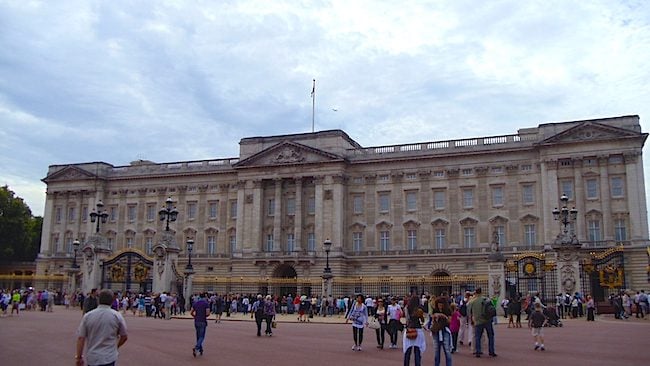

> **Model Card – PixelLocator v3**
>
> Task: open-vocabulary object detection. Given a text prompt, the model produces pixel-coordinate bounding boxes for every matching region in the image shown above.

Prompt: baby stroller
[543,306,563,327]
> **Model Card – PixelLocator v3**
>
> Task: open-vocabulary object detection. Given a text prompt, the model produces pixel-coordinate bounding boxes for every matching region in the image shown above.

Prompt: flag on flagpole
[311,79,315,97]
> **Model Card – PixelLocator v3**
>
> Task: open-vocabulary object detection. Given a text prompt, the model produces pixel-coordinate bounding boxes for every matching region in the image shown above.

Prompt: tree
[0,185,42,261]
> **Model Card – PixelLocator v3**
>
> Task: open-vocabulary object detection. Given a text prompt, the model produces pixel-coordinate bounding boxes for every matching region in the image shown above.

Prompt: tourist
[346,294,368,351]
[263,294,276,336]
[430,296,451,366]
[82,288,98,314]
[387,296,402,349]
[403,295,426,366]
[457,291,472,348]
[11,290,22,315]
[449,303,461,353]
[586,295,595,321]
[75,289,128,366]
[251,295,265,336]
[190,292,211,357]
[528,302,547,351]
[468,287,496,358]
[374,297,388,349]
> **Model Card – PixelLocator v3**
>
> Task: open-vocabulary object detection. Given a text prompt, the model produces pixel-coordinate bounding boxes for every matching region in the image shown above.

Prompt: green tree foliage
[0,186,42,261]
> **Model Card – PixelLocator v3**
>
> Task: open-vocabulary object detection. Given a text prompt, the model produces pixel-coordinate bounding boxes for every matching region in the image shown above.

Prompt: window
[229,200,237,219]
[145,237,153,255]
[433,191,445,210]
[127,205,137,222]
[52,235,60,252]
[522,184,535,204]
[286,198,296,216]
[208,201,218,219]
[81,205,88,222]
[559,159,572,167]
[107,237,114,251]
[286,233,295,252]
[494,226,505,246]
[307,197,315,215]
[378,192,390,213]
[586,179,599,199]
[66,237,73,253]
[521,164,532,171]
[67,207,75,221]
[588,220,601,241]
[229,235,236,253]
[407,230,417,250]
[560,181,574,200]
[614,219,627,241]
[185,202,196,220]
[462,168,472,176]
[146,204,155,221]
[433,171,444,177]
[492,186,504,206]
[406,173,417,180]
[378,174,390,182]
[353,177,363,184]
[491,167,503,173]
[109,206,117,222]
[435,229,446,249]
[353,195,364,214]
[266,234,274,252]
[611,177,624,197]
[463,227,475,248]
[353,232,363,253]
[609,155,623,164]
[207,236,216,255]
[381,265,389,271]
[267,199,275,216]
[462,189,474,208]
[307,232,315,251]
[55,207,62,224]
[406,191,417,211]
[126,237,134,248]
[379,231,390,251]
[524,224,536,247]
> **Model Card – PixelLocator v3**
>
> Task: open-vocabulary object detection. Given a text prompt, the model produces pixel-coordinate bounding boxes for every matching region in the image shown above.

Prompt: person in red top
[449,303,461,353]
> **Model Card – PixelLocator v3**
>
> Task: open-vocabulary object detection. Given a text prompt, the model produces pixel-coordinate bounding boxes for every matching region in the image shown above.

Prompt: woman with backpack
[403,295,426,366]
[430,296,452,366]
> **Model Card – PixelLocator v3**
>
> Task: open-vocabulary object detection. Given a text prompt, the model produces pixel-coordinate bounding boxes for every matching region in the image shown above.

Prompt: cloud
[1,0,650,215]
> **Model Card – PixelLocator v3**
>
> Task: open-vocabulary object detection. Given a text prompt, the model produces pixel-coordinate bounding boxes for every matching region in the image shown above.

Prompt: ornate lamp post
[552,193,579,246]
[185,239,194,271]
[72,239,81,268]
[183,238,195,310]
[159,197,179,232]
[323,238,332,274]
[89,201,109,233]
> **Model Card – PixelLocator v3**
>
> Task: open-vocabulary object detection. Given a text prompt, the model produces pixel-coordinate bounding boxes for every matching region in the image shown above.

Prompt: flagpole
[311,79,315,133]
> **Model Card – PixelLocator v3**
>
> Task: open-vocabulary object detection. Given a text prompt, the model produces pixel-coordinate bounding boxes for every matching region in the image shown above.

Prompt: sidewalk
[171,311,349,324]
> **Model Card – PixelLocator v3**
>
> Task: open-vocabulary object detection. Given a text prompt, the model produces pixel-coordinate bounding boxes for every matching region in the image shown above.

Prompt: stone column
[540,160,559,244]
[273,178,282,251]
[152,232,180,293]
[598,156,611,239]
[80,234,110,294]
[488,251,506,301]
[184,269,195,310]
[331,174,346,252]
[555,248,581,296]
[624,152,648,240]
[294,177,303,251]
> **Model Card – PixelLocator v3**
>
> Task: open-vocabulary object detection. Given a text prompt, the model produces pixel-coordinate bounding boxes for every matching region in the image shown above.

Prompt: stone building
[34,115,649,303]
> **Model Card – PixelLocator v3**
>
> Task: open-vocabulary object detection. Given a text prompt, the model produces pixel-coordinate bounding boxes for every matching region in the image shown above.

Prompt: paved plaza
[1,308,647,365]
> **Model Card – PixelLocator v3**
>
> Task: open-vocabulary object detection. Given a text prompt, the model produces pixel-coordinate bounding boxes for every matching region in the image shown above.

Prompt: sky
[1,0,650,216]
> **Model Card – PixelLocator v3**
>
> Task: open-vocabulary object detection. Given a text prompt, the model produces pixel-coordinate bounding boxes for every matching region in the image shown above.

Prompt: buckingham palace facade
[34,115,650,301]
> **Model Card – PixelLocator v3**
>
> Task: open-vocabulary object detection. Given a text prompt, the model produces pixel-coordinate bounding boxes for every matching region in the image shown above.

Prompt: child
[449,303,461,353]
[529,302,547,351]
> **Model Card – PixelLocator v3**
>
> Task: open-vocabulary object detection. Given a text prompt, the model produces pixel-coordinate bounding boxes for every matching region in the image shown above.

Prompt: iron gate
[102,249,153,294]
[580,247,625,302]
[505,253,557,304]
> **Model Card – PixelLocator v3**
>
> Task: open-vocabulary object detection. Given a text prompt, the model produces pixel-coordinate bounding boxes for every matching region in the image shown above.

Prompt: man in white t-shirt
[387,297,402,349]
[364,295,375,316]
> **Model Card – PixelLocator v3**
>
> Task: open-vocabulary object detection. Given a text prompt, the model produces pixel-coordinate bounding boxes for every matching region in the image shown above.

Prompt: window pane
[353,232,363,253]
[522,185,534,204]
[286,198,295,215]
[561,181,574,200]
[492,187,503,206]
[611,177,624,197]
[463,227,475,248]
[353,196,364,214]
[434,191,445,209]
[379,193,390,212]
[435,229,446,249]
[463,189,473,208]
[307,233,315,251]
[586,179,598,199]
[406,192,417,211]
[407,230,417,250]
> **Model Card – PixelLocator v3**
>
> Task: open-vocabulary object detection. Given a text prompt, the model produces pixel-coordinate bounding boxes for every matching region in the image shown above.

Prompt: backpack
[459,300,467,317]
[483,298,497,319]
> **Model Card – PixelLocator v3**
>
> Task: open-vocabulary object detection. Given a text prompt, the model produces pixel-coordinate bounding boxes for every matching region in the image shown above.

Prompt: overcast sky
[1,0,650,216]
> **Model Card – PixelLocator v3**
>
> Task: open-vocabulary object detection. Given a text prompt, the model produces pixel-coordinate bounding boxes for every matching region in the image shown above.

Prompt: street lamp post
[89,201,109,233]
[159,197,179,232]
[552,193,579,246]
[323,238,332,274]
[185,239,194,271]
[72,239,80,268]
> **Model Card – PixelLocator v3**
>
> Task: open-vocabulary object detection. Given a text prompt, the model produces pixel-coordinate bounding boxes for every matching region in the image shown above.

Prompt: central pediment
[538,121,642,145]
[234,141,346,168]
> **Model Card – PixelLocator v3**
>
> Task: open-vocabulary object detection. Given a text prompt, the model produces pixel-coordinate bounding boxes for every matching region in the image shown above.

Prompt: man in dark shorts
[191,292,211,357]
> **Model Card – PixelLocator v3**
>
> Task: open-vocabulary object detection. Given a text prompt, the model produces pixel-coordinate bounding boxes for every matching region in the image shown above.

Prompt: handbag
[271,320,277,328]
[368,317,380,330]
[406,327,418,339]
